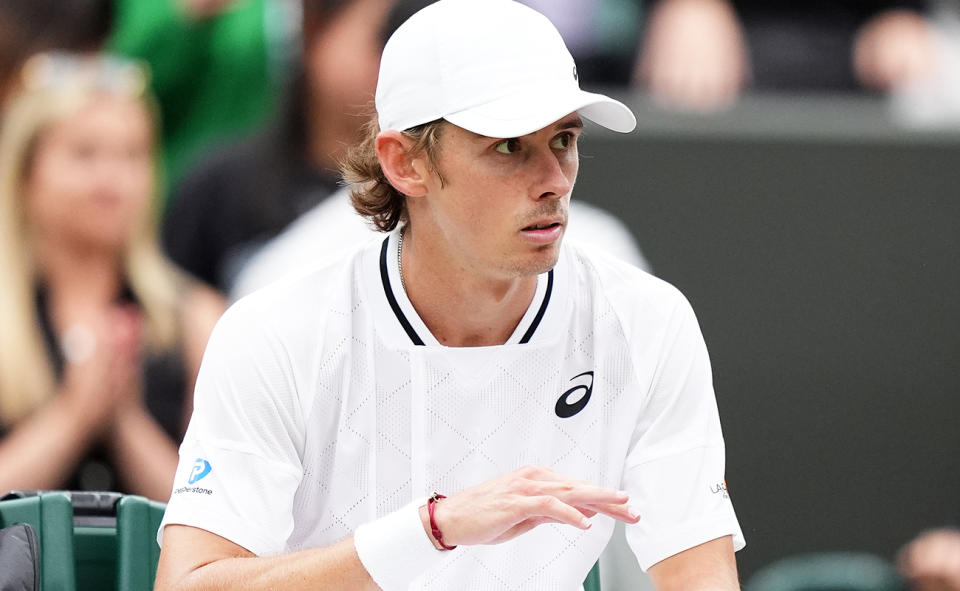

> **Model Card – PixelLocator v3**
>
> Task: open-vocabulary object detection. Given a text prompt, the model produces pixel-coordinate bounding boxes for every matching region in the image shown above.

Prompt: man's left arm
[614,286,744,579]
[648,535,740,590]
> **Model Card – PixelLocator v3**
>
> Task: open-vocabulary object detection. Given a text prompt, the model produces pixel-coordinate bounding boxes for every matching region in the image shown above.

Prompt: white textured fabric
[230,186,651,301]
[160,232,744,588]
[354,498,450,590]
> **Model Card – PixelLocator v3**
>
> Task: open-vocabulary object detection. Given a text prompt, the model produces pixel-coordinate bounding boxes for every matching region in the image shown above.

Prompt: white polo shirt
[160,230,744,590]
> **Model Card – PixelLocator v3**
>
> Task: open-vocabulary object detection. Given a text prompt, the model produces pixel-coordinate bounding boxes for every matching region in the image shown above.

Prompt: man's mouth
[523,221,562,231]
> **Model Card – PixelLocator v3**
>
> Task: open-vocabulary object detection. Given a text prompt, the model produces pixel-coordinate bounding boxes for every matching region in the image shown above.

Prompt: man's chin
[514,244,561,277]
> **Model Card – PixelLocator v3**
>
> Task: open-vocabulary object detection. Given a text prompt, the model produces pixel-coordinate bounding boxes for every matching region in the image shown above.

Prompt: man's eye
[494,138,521,154]
[550,133,573,150]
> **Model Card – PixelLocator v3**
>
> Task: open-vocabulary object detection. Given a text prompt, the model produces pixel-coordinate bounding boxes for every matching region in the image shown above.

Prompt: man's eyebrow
[470,117,584,142]
[556,117,584,131]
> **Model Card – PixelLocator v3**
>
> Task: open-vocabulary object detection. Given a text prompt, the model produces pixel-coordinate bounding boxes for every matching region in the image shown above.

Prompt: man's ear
[376,131,429,197]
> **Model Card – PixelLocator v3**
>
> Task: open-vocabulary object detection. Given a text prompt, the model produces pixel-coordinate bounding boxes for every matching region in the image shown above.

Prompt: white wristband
[353,498,455,590]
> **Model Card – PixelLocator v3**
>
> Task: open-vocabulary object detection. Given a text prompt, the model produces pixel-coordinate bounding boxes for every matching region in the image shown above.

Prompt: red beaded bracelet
[428,492,457,551]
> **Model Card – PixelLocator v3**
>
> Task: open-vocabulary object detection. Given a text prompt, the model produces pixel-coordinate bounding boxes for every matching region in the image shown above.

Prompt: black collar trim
[519,268,553,344]
[379,236,554,346]
[379,236,425,346]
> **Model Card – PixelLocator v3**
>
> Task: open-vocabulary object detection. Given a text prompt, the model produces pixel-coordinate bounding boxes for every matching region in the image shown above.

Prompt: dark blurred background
[576,93,960,579]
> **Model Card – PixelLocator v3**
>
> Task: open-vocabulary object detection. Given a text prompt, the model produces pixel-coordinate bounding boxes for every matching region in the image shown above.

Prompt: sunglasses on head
[19,51,150,97]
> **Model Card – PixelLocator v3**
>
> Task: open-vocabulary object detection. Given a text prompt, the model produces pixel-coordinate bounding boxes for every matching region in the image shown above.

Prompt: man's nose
[533,150,573,200]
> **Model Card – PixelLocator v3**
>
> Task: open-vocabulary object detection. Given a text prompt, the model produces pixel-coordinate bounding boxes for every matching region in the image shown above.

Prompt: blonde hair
[341,114,446,232]
[0,54,182,424]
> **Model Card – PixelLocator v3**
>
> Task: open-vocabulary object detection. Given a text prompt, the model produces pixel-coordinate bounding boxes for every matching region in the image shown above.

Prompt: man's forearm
[648,536,740,591]
[156,466,640,590]
[155,530,378,591]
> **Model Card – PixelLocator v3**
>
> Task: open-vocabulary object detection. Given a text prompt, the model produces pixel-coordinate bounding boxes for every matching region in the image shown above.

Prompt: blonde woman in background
[0,53,224,501]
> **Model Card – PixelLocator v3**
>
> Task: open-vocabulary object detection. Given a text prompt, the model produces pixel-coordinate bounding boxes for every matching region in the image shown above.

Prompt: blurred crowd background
[0,0,958,588]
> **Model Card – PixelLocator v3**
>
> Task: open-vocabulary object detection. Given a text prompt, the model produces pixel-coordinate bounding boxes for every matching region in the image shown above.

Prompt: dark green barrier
[0,491,165,590]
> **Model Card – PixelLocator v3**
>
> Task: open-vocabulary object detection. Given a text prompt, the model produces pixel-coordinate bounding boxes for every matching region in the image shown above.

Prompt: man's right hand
[421,465,641,548]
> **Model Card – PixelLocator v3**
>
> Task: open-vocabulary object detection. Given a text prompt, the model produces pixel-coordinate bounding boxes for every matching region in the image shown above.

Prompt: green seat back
[0,492,77,591]
[75,524,117,591]
[584,561,601,591]
[0,492,166,591]
[746,552,906,591]
[116,495,166,591]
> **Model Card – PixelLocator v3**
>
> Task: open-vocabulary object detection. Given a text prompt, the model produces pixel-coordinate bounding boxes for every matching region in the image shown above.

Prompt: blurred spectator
[890,1,960,128]
[519,0,644,86]
[638,0,749,112]
[109,0,296,195]
[0,53,224,500]
[0,0,113,101]
[638,0,941,112]
[162,0,392,293]
[899,528,960,591]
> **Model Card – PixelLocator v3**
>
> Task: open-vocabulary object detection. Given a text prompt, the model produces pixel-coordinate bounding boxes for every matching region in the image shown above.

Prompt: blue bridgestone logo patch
[188,458,212,484]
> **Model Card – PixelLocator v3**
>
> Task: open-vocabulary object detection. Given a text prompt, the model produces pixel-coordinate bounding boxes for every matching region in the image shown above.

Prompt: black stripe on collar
[519,268,553,344]
[379,236,424,346]
[379,236,554,346]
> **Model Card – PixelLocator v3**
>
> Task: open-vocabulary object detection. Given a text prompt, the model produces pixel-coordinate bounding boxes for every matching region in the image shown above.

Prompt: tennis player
[154,1,745,589]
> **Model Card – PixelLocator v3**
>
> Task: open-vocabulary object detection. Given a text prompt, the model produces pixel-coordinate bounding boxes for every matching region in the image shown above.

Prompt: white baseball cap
[375,0,637,138]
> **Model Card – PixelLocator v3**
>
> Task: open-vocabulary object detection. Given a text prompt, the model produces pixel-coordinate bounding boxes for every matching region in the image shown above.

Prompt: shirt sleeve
[621,294,745,571]
[158,297,306,556]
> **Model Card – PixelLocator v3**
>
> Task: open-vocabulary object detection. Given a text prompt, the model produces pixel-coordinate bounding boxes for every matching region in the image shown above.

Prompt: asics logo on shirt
[555,371,594,418]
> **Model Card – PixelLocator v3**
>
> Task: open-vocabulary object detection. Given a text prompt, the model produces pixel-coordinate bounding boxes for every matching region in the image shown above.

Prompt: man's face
[413,113,582,280]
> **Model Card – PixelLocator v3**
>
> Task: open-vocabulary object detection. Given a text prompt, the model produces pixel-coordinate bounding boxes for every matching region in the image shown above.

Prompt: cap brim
[444,88,636,138]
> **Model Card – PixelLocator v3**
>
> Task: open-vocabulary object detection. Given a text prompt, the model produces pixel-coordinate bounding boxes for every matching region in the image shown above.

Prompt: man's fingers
[576,507,598,518]
[517,496,592,530]
[516,494,641,529]
[511,466,628,503]
[508,472,636,524]
[525,480,629,506]
[505,497,640,542]
[580,502,641,524]
[441,467,640,547]
[493,515,571,544]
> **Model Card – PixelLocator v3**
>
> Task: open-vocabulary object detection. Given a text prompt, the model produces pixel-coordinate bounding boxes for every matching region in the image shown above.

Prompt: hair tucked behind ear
[340,114,445,232]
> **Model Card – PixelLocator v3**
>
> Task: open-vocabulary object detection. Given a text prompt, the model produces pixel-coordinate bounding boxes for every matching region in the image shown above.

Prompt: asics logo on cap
[555,371,594,418]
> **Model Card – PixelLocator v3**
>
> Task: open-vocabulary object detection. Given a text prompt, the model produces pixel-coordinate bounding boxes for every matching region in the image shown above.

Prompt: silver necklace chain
[398,228,407,294]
